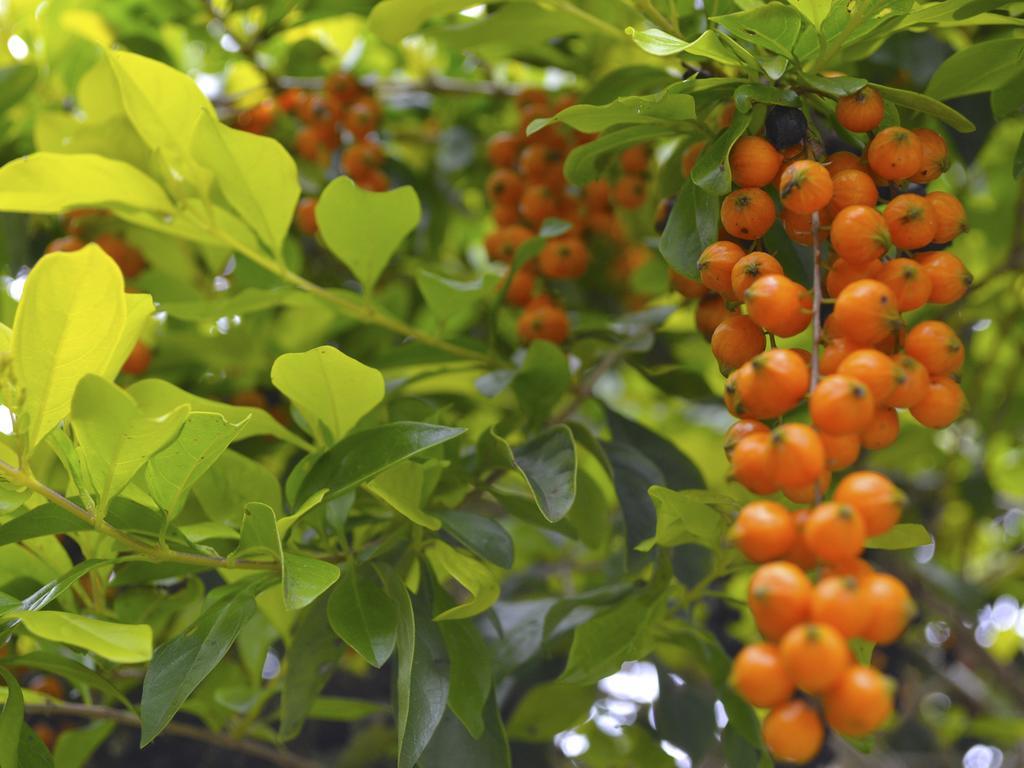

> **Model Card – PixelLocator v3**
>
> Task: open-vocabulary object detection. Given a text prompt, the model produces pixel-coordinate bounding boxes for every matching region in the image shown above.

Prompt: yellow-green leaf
[102,292,155,379]
[10,610,152,663]
[425,541,499,620]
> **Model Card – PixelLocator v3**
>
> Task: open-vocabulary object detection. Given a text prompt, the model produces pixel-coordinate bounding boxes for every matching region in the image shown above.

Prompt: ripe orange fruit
[812,575,870,638]
[736,349,810,419]
[825,256,882,298]
[614,174,647,209]
[784,508,818,570]
[780,622,853,693]
[519,184,559,226]
[27,674,67,699]
[518,143,560,181]
[810,374,876,435]
[916,250,971,303]
[346,96,381,138]
[538,237,591,279]
[830,205,891,265]
[745,275,812,338]
[779,160,834,214]
[836,87,885,132]
[121,341,152,376]
[832,279,900,345]
[819,336,860,375]
[698,240,746,298]
[748,561,813,640]
[834,471,905,537]
[696,294,735,340]
[885,353,929,408]
[341,141,384,179]
[837,348,899,402]
[500,267,535,307]
[485,168,524,206]
[805,502,866,563]
[861,573,916,644]
[357,168,390,192]
[876,257,932,312]
[711,315,767,372]
[829,168,879,211]
[731,430,777,494]
[731,500,797,562]
[730,643,795,708]
[721,187,777,239]
[926,191,967,243]
[517,296,569,345]
[724,419,769,456]
[485,225,533,262]
[731,251,783,298]
[911,127,948,183]
[861,407,900,450]
[670,271,708,299]
[823,557,875,579]
[763,700,825,765]
[827,150,865,175]
[95,233,145,278]
[486,131,520,168]
[904,320,964,376]
[44,235,85,254]
[824,666,894,736]
[867,126,923,181]
[584,179,611,209]
[729,135,783,188]
[771,423,826,491]
[782,469,832,505]
[619,144,650,174]
[295,196,318,236]
[910,377,965,428]
[492,203,518,226]
[884,193,937,250]
[820,431,861,471]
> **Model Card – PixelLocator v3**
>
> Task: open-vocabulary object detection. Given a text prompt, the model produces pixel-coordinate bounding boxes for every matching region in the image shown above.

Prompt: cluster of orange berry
[482,89,660,346]
[236,73,388,237]
[43,209,153,376]
[681,88,972,764]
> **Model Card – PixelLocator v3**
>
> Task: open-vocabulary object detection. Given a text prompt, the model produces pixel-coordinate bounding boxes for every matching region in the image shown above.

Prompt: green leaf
[9,610,152,663]
[511,426,578,523]
[507,681,595,742]
[365,461,443,530]
[872,83,975,132]
[235,502,281,559]
[145,412,248,518]
[626,28,750,67]
[926,38,1024,102]
[327,562,398,668]
[316,177,421,291]
[438,619,491,738]
[436,508,514,569]
[0,65,37,115]
[6,651,134,710]
[368,0,482,43]
[658,179,720,279]
[637,486,726,551]
[71,374,188,515]
[656,671,718,763]
[420,694,510,768]
[12,245,128,451]
[1015,132,1024,179]
[711,5,804,58]
[279,596,341,740]
[801,73,868,97]
[866,523,932,550]
[426,541,500,620]
[129,378,311,450]
[298,422,466,505]
[734,84,800,113]
[283,553,340,611]
[307,696,388,722]
[563,124,674,186]
[531,91,696,134]
[194,450,284,526]
[53,721,116,768]
[511,340,570,423]
[0,668,22,768]
[0,153,174,215]
[788,0,833,29]
[0,505,90,547]
[690,110,753,195]
[271,345,384,445]
[157,287,312,321]
[140,587,257,745]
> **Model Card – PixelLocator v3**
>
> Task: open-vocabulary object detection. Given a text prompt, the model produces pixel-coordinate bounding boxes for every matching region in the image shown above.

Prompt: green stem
[551,0,626,37]
[0,460,279,573]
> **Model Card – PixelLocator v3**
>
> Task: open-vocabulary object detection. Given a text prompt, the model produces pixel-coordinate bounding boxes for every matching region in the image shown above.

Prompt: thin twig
[551,349,624,423]
[24,701,319,768]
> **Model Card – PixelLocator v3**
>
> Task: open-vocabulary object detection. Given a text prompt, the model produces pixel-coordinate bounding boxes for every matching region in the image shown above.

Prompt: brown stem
[24,702,318,768]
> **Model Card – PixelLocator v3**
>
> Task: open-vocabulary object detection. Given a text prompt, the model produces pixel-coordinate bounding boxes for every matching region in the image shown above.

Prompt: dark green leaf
[655,670,717,763]
[734,84,799,113]
[658,178,720,278]
[52,720,114,768]
[437,508,514,569]
[530,91,696,134]
[690,110,753,195]
[511,340,570,423]
[711,5,804,58]
[420,692,510,768]
[671,543,715,588]
[279,596,341,740]
[583,66,677,104]
[1015,132,1024,178]
[0,667,22,768]
[4,651,133,710]
[563,125,674,186]
[507,681,595,742]
[510,426,578,523]
[327,562,397,668]
[439,619,491,738]
[0,504,90,547]
[18,721,53,768]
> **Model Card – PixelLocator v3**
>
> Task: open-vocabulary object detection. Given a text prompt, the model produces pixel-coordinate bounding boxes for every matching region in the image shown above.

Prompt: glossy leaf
[658,178,720,278]
[364,460,443,530]
[690,110,753,195]
[711,5,804,58]
[327,562,398,667]
[0,668,21,768]
[926,38,1024,103]
[564,124,674,186]
[283,553,340,611]
[872,83,976,132]
[10,610,152,663]
[0,505,90,547]
[437,508,514,569]
[637,486,726,551]
[279,596,341,740]
[426,541,500,620]
[531,91,696,134]
[510,426,577,523]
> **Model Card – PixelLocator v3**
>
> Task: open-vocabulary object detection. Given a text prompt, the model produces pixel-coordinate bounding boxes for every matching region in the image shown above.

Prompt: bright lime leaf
[531,92,697,134]
[315,177,421,290]
[866,523,933,550]
[283,553,340,611]
[235,502,280,559]
[0,505,90,547]
[10,611,152,663]
[327,562,398,667]
[270,345,384,445]
[71,374,189,515]
[0,65,36,115]
[426,541,500,620]
[368,0,482,43]
[711,5,804,58]
[788,0,833,29]
[102,293,156,380]
[365,461,443,530]
[12,245,127,451]
[626,28,748,67]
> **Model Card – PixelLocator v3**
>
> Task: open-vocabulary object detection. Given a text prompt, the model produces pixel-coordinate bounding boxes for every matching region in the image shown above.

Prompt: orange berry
[836,87,885,132]
[736,349,810,419]
[745,275,812,338]
[867,126,923,181]
[812,575,871,638]
[44,235,85,254]
[295,196,318,236]
[731,251,783,298]
[834,471,905,537]
[779,160,833,214]
[681,140,707,177]
[916,250,971,303]
[501,266,535,307]
[485,168,523,207]
[519,143,561,182]
[823,557,876,579]
[861,573,916,644]
[748,561,813,641]
[910,376,965,428]
[519,184,559,226]
[876,257,932,312]
[724,419,769,457]
[926,191,967,243]
[805,502,866,563]
[486,131,520,167]
[721,187,777,240]
[671,271,709,299]
[698,240,746,298]
[830,205,891,265]
[731,431,778,495]
[345,96,381,139]
[517,297,569,345]
[696,294,735,340]
[538,237,590,279]
[28,674,67,699]
[730,643,795,708]
[910,128,948,183]
[731,500,797,563]
[711,315,766,373]
[820,431,861,471]
[95,233,145,278]
[885,353,929,408]
[861,407,900,449]
[827,150,865,175]
[357,168,390,192]
[819,336,859,375]
[829,168,879,211]
[904,320,964,376]
[763,700,825,765]
[810,374,876,435]
[619,144,650,174]
[485,225,533,262]
[832,279,900,345]
[771,423,826,491]
[492,203,519,226]
[729,135,783,188]
[825,256,882,298]
[824,666,895,736]
[782,469,832,505]
[32,721,56,750]
[837,348,899,403]
[884,193,937,250]
[780,622,852,693]
[121,341,152,376]
[341,141,384,179]
[614,174,647,209]
[784,508,818,570]
[584,179,611,209]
